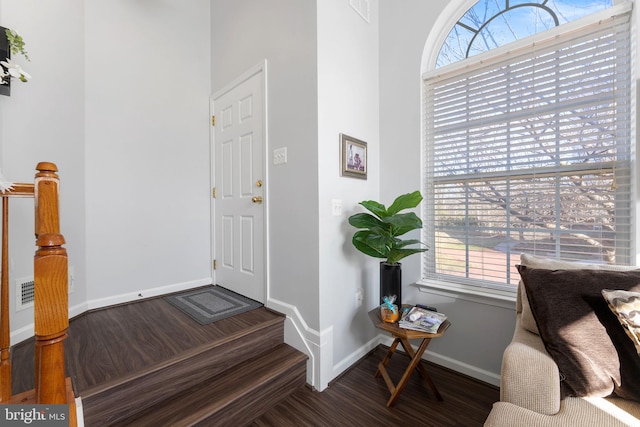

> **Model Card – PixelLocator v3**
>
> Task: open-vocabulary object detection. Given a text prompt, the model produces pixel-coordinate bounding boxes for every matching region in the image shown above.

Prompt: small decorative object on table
[380,296,399,323]
[399,305,447,334]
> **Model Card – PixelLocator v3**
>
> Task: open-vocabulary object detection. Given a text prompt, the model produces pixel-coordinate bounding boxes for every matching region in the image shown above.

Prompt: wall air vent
[16,276,35,311]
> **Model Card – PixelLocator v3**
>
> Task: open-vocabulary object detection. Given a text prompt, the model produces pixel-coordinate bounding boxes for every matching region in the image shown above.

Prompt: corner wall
[0,0,213,342]
[316,0,382,389]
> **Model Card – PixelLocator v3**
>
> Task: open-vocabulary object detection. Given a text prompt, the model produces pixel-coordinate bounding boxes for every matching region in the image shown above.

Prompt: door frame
[210,60,269,303]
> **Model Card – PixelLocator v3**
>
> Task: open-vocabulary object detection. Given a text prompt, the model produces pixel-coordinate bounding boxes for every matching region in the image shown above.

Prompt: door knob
[252,196,263,203]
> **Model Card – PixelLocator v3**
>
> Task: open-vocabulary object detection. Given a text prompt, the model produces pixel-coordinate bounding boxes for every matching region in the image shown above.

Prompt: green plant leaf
[386,191,423,216]
[5,28,29,61]
[348,213,386,230]
[387,247,428,265]
[352,230,389,258]
[359,200,388,218]
[394,239,426,249]
[383,212,423,236]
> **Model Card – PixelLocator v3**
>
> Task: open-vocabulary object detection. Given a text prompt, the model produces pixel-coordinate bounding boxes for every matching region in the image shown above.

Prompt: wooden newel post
[33,162,68,404]
[34,233,68,404]
[0,162,74,421]
[34,162,60,237]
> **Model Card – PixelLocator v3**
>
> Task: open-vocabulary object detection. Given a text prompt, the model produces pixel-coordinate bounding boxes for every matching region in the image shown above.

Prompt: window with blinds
[422,5,633,291]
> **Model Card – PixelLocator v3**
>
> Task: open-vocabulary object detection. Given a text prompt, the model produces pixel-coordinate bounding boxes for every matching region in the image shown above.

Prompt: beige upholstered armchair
[484,254,640,427]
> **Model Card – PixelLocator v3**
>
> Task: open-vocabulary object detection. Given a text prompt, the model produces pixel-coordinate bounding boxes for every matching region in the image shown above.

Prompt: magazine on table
[399,305,447,333]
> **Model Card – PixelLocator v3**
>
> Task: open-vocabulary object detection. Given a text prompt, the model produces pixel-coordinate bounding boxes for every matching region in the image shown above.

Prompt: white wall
[316,0,381,385]
[211,0,323,386]
[211,0,320,328]
[1,0,212,341]
[84,0,212,306]
[0,0,86,337]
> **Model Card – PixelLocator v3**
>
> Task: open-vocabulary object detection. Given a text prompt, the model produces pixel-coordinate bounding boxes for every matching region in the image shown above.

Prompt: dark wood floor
[11,287,499,426]
[251,346,498,427]
[11,285,284,395]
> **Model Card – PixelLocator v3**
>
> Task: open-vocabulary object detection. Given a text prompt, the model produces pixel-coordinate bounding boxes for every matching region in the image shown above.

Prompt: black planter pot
[380,262,401,308]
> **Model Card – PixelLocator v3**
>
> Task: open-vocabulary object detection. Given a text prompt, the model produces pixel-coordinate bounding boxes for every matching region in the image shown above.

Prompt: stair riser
[113,344,308,427]
[195,359,307,427]
[83,319,284,426]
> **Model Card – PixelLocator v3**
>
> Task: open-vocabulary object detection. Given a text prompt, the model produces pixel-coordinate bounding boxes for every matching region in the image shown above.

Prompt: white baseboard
[332,333,500,388]
[10,324,35,346]
[75,397,85,427]
[378,334,501,387]
[10,278,212,346]
[266,296,333,391]
[332,334,381,379]
[85,278,211,311]
[266,297,500,390]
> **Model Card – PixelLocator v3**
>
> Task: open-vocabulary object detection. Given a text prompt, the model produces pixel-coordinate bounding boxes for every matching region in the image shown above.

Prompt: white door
[212,68,266,303]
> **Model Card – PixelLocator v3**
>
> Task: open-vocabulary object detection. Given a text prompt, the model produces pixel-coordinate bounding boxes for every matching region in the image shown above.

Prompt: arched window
[437,0,613,67]
[422,1,633,292]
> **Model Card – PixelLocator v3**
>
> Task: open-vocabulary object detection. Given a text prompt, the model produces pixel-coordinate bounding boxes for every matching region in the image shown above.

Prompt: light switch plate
[332,199,342,216]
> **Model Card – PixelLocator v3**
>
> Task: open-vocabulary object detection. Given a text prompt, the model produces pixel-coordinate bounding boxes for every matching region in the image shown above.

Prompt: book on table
[399,306,447,333]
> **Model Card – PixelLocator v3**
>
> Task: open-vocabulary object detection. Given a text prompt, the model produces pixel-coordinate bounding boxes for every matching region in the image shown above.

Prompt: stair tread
[82,309,287,426]
[72,302,285,393]
[113,343,308,426]
[11,289,286,396]
[82,311,284,398]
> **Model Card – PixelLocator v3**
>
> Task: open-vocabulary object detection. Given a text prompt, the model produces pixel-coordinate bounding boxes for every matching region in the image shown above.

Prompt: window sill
[414,279,516,310]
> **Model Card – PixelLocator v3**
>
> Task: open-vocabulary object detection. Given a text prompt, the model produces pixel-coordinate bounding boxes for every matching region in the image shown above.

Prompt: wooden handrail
[0,163,76,425]
[0,183,35,198]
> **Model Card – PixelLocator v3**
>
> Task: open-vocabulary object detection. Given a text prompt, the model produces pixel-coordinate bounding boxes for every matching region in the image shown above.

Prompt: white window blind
[422,6,633,291]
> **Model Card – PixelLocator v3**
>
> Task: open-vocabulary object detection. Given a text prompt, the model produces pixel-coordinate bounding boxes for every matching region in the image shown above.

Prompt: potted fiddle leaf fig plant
[348,190,428,308]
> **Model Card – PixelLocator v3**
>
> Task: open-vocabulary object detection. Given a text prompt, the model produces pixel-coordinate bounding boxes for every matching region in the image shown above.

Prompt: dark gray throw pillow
[518,265,640,402]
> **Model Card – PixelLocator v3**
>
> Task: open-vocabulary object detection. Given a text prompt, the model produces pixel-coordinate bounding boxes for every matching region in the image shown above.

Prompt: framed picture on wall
[340,133,367,180]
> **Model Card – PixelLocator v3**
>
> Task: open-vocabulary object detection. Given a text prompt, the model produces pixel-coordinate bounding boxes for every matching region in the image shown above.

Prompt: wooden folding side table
[368,306,451,407]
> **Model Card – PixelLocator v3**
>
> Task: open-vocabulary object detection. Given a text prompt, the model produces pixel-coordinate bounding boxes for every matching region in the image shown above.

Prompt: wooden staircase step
[81,312,286,426]
[111,343,308,427]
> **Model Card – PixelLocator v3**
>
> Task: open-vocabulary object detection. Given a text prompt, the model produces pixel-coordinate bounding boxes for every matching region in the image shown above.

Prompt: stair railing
[0,162,76,424]
[1,177,35,402]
